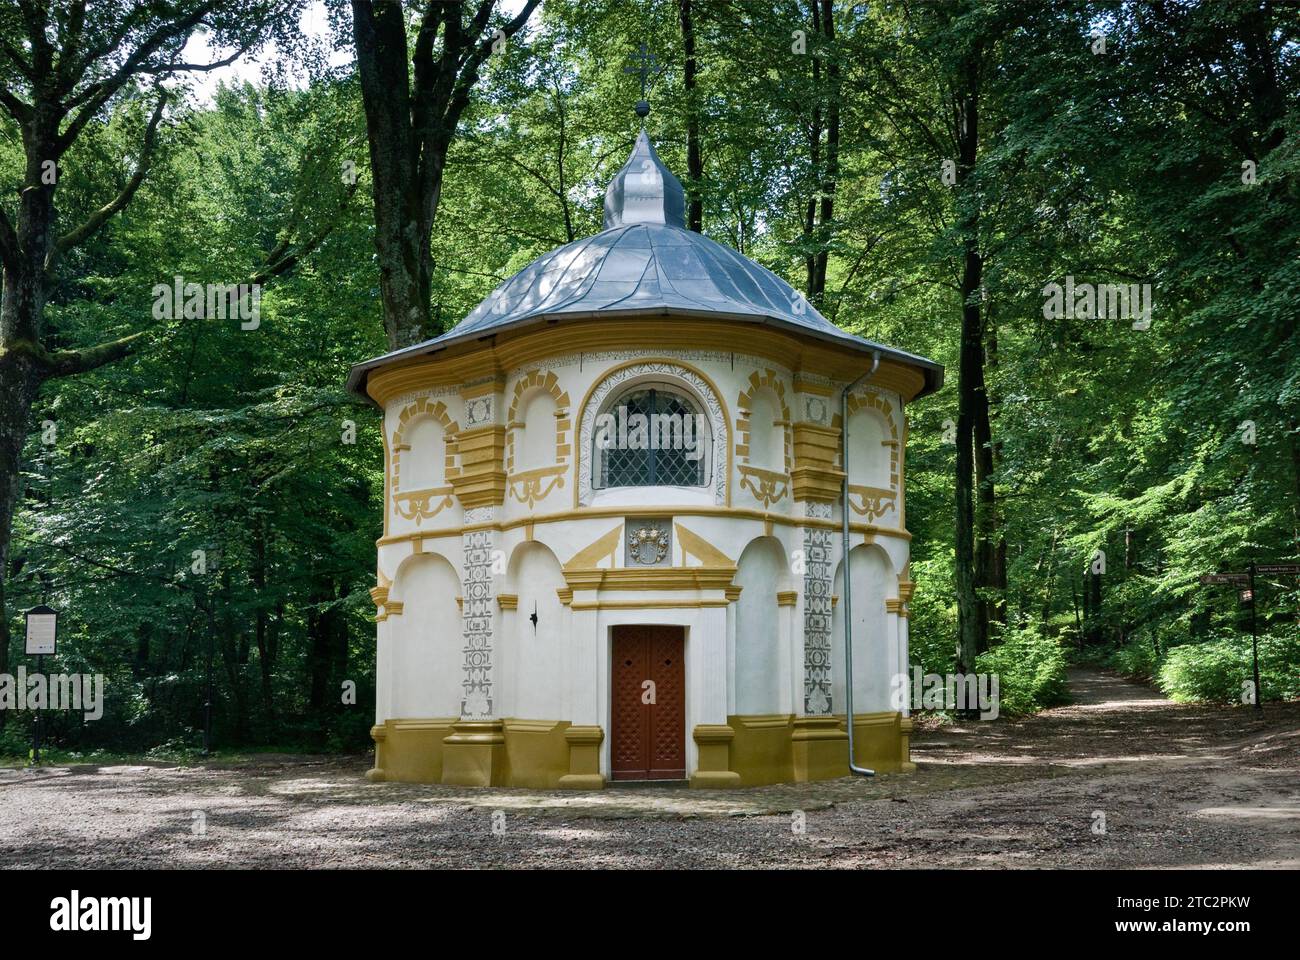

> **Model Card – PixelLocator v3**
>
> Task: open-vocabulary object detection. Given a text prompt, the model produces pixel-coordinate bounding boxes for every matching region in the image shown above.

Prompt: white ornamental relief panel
[460,528,496,719]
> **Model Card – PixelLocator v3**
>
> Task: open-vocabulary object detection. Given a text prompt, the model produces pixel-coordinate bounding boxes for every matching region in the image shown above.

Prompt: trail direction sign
[1198,573,1248,585]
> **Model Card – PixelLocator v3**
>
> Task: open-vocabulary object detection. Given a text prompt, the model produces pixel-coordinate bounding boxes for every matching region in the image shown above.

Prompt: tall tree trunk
[1040,527,1060,625]
[350,0,541,350]
[0,573,8,734]
[1071,575,1083,647]
[985,309,1007,623]
[973,342,995,651]
[255,613,276,723]
[351,0,431,349]
[332,582,351,711]
[679,0,704,232]
[813,0,838,298]
[803,0,823,298]
[219,595,249,745]
[1086,567,1103,645]
[955,250,983,673]
[953,47,984,679]
[0,355,41,679]
[252,519,276,724]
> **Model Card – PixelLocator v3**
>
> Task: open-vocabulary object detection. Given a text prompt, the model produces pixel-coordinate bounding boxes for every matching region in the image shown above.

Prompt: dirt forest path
[1064,666,1171,708]
[1,667,1296,869]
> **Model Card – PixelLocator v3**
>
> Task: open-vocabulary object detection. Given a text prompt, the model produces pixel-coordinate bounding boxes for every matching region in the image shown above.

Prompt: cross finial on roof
[623,42,663,120]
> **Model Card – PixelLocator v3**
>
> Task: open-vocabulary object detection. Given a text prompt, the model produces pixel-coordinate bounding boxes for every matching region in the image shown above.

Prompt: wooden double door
[611,626,686,781]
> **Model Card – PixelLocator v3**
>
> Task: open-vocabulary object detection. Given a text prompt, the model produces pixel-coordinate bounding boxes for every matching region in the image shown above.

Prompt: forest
[0,0,1296,759]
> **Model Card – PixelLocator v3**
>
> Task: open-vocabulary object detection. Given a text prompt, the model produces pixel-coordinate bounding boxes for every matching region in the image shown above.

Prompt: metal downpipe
[842,350,881,777]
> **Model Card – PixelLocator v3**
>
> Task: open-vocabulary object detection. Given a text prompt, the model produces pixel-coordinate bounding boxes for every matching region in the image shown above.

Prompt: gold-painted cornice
[564,725,604,746]
[365,318,929,407]
[570,598,730,610]
[791,464,846,502]
[460,377,504,399]
[376,505,912,547]
[692,724,737,744]
[564,566,737,592]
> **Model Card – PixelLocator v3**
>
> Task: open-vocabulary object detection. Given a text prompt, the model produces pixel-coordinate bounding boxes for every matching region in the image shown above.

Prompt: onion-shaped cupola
[602,129,687,230]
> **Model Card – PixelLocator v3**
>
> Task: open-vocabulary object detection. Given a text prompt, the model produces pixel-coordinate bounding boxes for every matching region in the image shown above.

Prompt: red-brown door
[611,626,686,780]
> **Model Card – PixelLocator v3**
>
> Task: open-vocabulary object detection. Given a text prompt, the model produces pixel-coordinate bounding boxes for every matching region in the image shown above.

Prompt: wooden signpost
[1197,562,1300,712]
[1254,563,1300,577]
[24,605,58,763]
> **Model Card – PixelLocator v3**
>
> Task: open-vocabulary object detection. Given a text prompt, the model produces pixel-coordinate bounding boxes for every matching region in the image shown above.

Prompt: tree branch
[0,37,33,80]
[51,0,88,91]
[247,178,360,286]
[0,82,32,123]
[47,89,168,274]
[135,46,252,76]
[57,2,219,153]
[454,0,540,109]
[4,331,147,381]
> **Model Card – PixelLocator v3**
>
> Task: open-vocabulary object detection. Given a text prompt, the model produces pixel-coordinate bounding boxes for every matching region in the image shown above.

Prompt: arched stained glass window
[595,386,708,488]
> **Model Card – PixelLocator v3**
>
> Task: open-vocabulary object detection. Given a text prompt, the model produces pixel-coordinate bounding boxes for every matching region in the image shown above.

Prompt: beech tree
[348,0,542,350]
[0,0,313,706]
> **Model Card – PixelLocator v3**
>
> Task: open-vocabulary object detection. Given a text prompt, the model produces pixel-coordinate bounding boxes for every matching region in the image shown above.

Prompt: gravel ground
[1,668,1296,869]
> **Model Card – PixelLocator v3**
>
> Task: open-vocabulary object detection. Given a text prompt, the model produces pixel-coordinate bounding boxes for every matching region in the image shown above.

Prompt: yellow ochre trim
[570,598,730,610]
[459,377,504,399]
[367,713,910,788]
[674,521,735,567]
[364,320,928,407]
[376,505,913,548]
[564,523,623,569]
[565,567,737,592]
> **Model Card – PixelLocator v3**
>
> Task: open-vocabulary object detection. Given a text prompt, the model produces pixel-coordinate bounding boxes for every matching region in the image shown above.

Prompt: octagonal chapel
[347,129,943,789]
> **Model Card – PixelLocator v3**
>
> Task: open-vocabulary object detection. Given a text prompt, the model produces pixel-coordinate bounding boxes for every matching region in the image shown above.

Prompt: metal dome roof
[347,131,942,399]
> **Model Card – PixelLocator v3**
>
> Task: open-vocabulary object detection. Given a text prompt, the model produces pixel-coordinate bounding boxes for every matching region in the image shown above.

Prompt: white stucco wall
[734,537,789,714]
[504,542,567,720]
[830,544,899,714]
[373,348,914,777]
[388,552,462,718]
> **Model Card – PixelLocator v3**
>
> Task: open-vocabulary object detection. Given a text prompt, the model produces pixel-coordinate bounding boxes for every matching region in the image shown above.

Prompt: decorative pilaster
[801,502,835,715]
[460,511,497,719]
[791,716,847,781]
[790,423,844,502]
[448,496,505,786]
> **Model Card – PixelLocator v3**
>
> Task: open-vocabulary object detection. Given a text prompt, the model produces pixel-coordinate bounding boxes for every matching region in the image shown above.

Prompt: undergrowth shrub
[1158,632,1300,703]
[977,625,1069,716]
